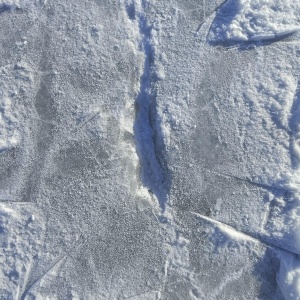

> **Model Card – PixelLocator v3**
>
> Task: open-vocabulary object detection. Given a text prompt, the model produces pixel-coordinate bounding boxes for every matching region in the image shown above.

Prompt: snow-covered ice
[0,0,300,299]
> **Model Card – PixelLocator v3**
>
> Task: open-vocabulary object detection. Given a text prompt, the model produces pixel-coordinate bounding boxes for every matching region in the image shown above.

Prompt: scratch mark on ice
[19,234,84,300]
[191,211,300,256]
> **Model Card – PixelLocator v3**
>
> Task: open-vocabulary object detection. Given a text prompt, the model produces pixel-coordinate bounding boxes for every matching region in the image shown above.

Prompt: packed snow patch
[208,0,300,44]
[0,96,19,151]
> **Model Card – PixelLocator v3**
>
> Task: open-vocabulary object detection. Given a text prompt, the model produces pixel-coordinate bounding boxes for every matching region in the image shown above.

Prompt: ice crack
[130,0,170,212]
[191,211,300,256]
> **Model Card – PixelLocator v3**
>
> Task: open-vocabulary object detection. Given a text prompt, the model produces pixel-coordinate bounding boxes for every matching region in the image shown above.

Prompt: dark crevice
[0,4,18,14]
[133,0,171,213]
[126,1,136,20]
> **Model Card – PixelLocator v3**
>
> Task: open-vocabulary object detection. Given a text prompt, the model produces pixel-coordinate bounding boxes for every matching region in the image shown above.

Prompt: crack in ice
[19,234,84,300]
[191,211,300,256]
[131,0,169,212]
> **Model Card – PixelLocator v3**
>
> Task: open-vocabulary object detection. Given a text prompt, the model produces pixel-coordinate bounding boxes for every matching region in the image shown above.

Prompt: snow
[0,96,19,151]
[0,0,300,298]
[0,0,44,12]
[208,0,300,44]
[278,253,300,300]
[0,61,35,152]
[0,203,45,299]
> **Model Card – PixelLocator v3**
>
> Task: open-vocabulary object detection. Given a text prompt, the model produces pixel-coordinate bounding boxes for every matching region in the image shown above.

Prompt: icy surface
[0,0,300,299]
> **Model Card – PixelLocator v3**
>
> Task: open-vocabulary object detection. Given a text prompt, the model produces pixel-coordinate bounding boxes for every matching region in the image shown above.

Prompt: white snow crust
[208,0,300,43]
[0,96,19,151]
